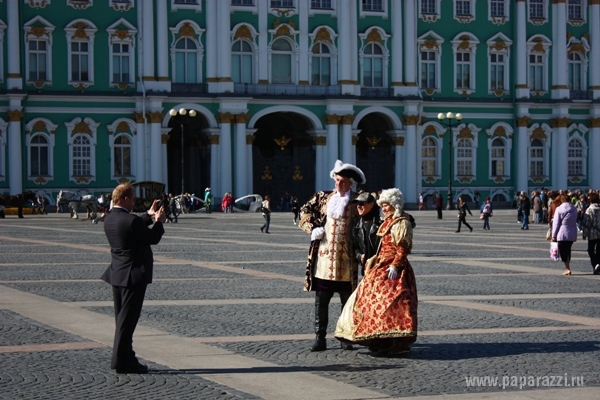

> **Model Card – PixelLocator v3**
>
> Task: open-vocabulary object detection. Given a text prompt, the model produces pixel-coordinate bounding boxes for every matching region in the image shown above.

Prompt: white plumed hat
[329,160,366,185]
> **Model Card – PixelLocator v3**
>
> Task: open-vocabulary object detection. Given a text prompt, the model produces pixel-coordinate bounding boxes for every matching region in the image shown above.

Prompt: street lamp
[437,111,463,210]
[169,108,197,195]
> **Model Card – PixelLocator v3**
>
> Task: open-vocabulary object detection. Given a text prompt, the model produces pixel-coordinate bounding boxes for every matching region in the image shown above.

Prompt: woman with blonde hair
[335,188,417,356]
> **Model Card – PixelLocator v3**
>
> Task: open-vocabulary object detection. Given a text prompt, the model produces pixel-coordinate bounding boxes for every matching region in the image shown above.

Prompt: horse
[0,191,36,218]
[57,190,101,223]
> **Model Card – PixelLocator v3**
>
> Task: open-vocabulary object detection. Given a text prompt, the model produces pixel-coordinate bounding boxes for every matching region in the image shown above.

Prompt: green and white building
[1,0,599,207]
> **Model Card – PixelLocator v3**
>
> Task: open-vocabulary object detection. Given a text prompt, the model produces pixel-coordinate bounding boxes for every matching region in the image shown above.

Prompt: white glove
[386,266,398,280]
[311,227,325,241]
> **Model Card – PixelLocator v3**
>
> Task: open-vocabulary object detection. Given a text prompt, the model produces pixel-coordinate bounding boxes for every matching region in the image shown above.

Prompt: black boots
[311,291,330,351]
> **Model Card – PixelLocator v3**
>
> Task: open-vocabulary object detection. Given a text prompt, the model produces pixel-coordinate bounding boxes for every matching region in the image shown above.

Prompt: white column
[205,129,221,197]
[392,134,405,193]
[515,116,530,193]
[337,0,352,93]
[340,116,354,165]
[257,0,269,83]
[349,0,358,91]
[589,114,600,189]
[552,120,569,190]
[515,0,529,98]
[149,115,163,183]
[590,1,600,99]
[234,115,248,197]
[205,0,217,86]
[310,132,326,192]
[217,1,233,92]
[325,116,340,175]
[391,0,403,95]
[134,112,147,181]
[7,0,22,90]
[161,129,169,187]
[155,0,169,91]
[404,120,418,206]
[403,0,418,96]
[246,129,257,193]
[141,0,155,81]
[552,0,569,99]
[7,110,23,194]
[298,0,309,85]
[219,114,233,194]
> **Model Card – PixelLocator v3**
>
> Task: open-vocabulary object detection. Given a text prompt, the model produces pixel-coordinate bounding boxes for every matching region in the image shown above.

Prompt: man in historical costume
[299,160,365,352]
[352,192,382,277]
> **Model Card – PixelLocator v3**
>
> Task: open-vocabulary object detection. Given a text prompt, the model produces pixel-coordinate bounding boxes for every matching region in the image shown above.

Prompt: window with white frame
[529,139,544,177]
[456,138,473,176]
[422,137,437,176]
[232,0,254,5]
[362,42,384,87]
[568,52,583,91]
[455,52,471,89]
[29,134,50,176]
[107,20,136,88]
[421,0,437,14]
[174,38,200,83]
[28,39,49,81]
[528,53,544,91]
[271,0,293,7]
[455,0,472,16]
[362,0,383,11]
[25,17,54,85]
[491,138,506,176]
[111,43,130,83]
[113,134,132,176]
[171,0,201,12]
[311,42,332,85]
[568,137,584,176]
[271,38,293,83]
[420,51,437,90]
[72,135,92,177]
[65,20,96,86]
[568,0,583,20]
[529,0,546,20]
[490,0,506,17]
[311,0,331,8]
[490,53,506,90]
[232,39,254,83]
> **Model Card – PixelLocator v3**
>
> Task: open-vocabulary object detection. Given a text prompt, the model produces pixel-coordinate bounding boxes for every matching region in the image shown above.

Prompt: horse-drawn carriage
[57,190,102,223]
[131,181,166,212]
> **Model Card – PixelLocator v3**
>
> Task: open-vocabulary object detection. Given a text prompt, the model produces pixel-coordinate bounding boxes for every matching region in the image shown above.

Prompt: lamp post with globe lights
[437,112,463,210]
[169,108,197,195]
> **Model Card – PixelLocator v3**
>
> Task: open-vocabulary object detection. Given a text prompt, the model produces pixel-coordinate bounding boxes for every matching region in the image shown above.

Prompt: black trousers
[314,290,352,338]
[457,215,472,231]
[111,284,147,369]
[588,239,600,270]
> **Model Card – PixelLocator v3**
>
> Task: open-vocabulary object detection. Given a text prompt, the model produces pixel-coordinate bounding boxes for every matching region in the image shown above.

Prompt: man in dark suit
[101,183,166,374]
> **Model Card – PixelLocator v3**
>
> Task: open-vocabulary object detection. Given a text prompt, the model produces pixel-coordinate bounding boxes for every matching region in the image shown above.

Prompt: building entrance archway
[252,112,316,207]
[356,113,395,193]
[167,113,211,195]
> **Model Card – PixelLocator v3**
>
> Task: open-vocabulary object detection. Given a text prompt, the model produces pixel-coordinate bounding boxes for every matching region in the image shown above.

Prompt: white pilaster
[590,1,600,99]
[257,0,269,83]
[205,0,217,88]
[206,128,221,198]
[298,0,309,85]
[217,1,233,92]
[134,111,147,181]
[310,131,326,192]
[326,119,339,178]
[391,0,403,96]
[388,131,405,192]
[149,121,162,183]
[516,109,530,193]
[155,0,170,91]
[404,122,418,206]
[515,0,529,98]
[402,0,419,96]
[349,0,359,94]
[246,129,257,194]
[7,0,22,90]
[337,0,353,93]
[141,0,155,84]
[161,128,169,188]
[234,117,248,197]
[340,118,354,165]
[552,0,569,99]
[589,111,600,188]
[219,117,233,194]
[553,126,569,190]
[7,113,23,194]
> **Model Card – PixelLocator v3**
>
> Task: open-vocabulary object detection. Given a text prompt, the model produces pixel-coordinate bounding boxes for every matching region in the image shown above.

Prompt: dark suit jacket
[101,207,165,288]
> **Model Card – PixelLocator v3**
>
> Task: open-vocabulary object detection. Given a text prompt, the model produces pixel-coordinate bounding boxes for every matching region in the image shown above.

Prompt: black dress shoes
[116,361,149,374]
[310,337,327,351]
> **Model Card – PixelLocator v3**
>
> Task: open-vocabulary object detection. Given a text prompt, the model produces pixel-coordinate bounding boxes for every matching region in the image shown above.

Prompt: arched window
[311,42,331,85]
[421,137,437,176]
[232,39,253,84]
[529,139,544,178]
[271,38,292,83]
[568,52,583,91]
[568,137,583,176]
[113,134,132,176]
[362,42,383,87]
[30,134,49,176]
[491,138,505,176]
[174,38,199,83]
[456,138,473,176]
[72,135,91,177]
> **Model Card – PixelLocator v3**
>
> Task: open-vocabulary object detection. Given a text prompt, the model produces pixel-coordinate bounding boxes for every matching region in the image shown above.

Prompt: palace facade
[1,0,599,207]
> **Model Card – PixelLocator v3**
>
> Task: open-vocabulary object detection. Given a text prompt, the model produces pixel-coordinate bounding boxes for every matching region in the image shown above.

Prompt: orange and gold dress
[335,213,418,351]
